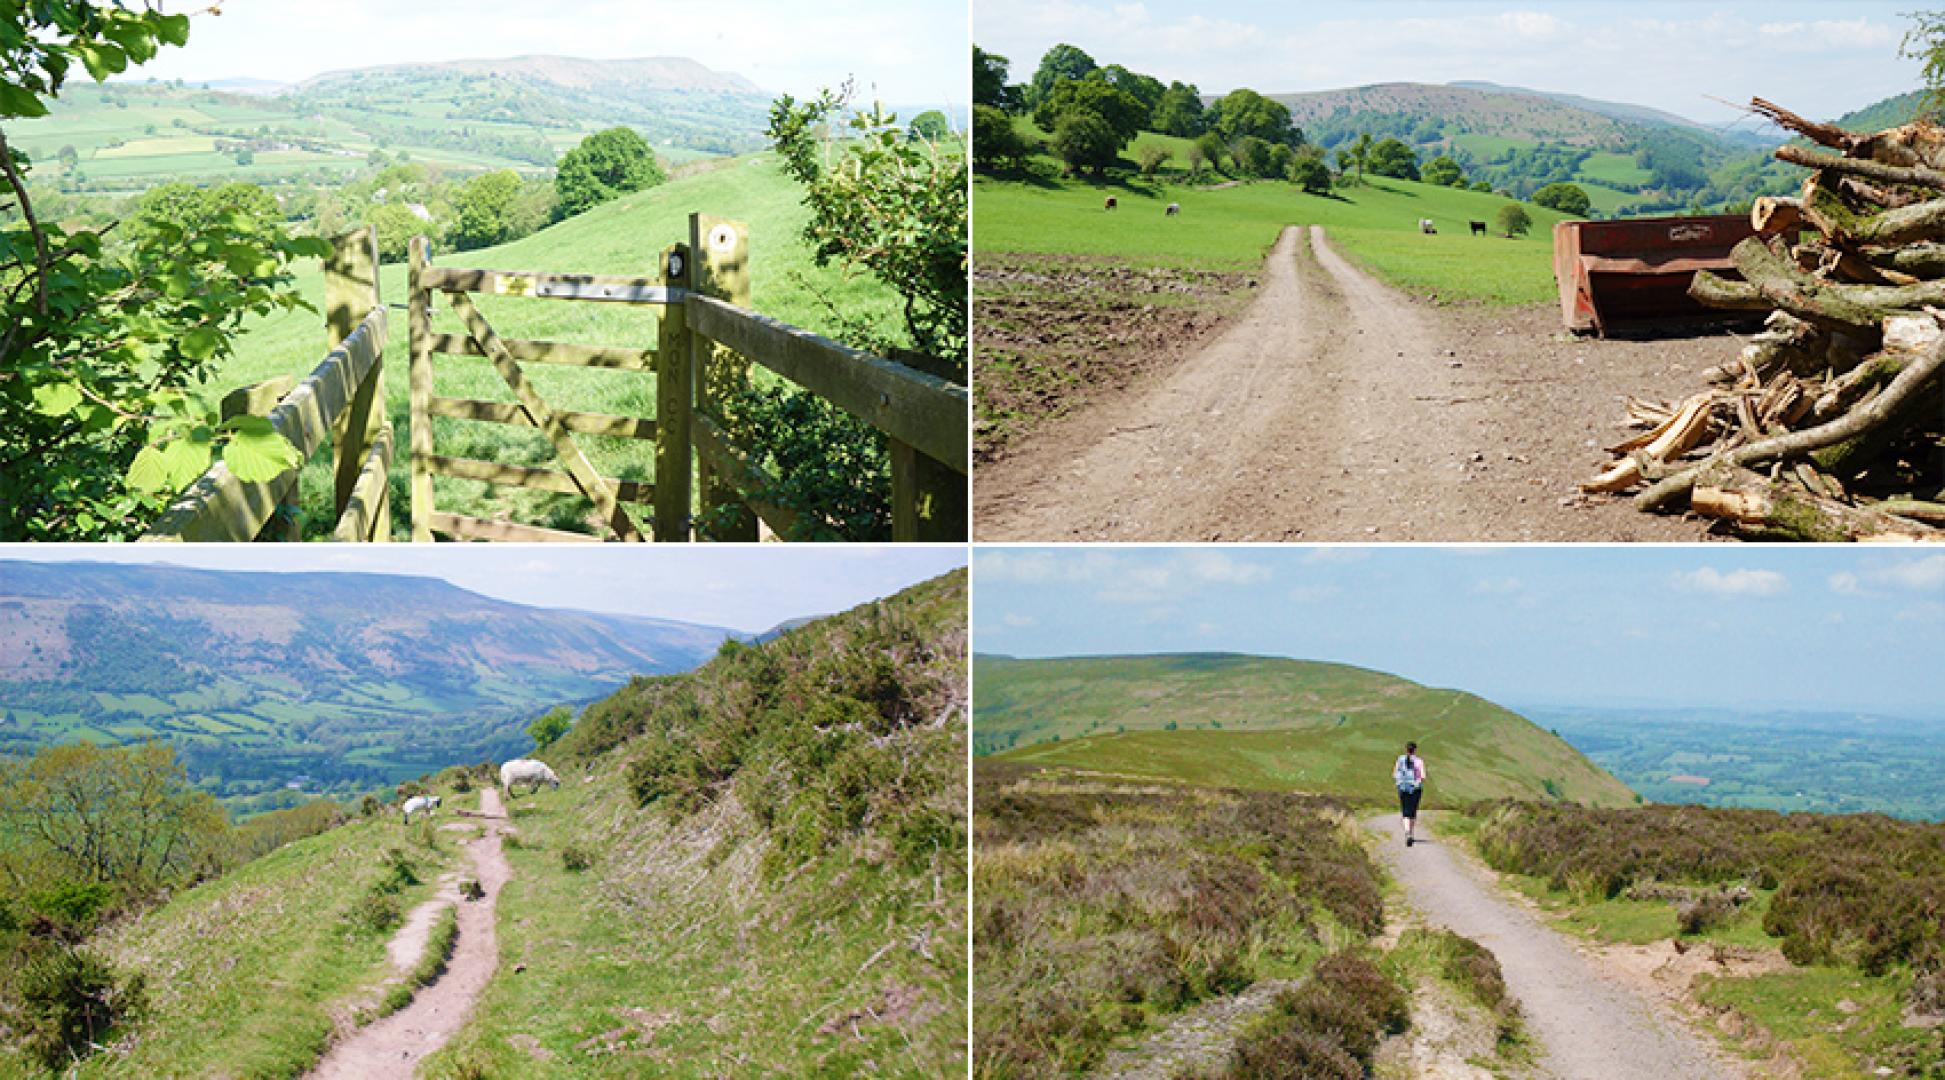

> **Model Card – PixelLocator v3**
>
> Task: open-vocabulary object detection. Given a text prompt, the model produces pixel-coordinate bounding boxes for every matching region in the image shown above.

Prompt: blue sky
[973,546,1945,716]
[118,0,967,108]
[2,545,965,634]
[976,1,1922,125]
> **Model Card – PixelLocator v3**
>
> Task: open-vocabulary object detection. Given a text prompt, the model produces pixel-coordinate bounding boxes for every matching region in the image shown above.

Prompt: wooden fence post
[891,441,968,541]
[220,376,300,540]
[326,227,382,526]
[408,236,434,542]
[654,241,693,541]
[689,212,756,541]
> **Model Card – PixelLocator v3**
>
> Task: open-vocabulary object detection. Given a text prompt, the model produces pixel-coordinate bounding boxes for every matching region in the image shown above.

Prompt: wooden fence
[409,211,967,542]
[142,227,390,542]
[142,214,966,542]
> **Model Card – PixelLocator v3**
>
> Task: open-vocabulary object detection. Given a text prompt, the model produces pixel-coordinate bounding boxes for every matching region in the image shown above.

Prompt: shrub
[16,946,146,1069]
[1677,893,1737,936]
[560,845,592,872]
[347,888,402,934]
[1137,144,1172,177]
[1495,203,1532,237]
[459,879,485,901]
[1227,1026,1361,1080]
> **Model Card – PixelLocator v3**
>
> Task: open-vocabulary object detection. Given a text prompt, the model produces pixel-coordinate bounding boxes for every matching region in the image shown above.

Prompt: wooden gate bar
[692,413,801,538]
[424,453,654,504]
[427,396,657,440]
[426,512,601,544]
[447,292,644,541]
[418,264,683,303]
[424,333,653,371]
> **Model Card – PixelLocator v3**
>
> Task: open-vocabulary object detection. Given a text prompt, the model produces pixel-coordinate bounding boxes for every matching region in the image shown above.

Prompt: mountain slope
[0,561,737,804]
[53,569,967,1079]
[975,653,1635,808]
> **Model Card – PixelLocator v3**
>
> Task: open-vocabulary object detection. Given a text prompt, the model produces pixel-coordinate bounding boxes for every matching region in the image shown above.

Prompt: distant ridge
[297,54,764,95]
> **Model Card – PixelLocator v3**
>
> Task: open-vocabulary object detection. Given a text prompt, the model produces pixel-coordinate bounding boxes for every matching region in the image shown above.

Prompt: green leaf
[125,445,171,492]
[75,41,128,81]
[181,325,222,360]
[0,84,49,119]
[159,435,212,490]
[155,14,191,47]
[223,421,301,483]
[30,382,82,417]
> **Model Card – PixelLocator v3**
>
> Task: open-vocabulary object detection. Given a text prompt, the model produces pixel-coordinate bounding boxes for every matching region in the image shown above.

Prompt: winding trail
[1366,815,1740,1080]
[310,787,511,1079]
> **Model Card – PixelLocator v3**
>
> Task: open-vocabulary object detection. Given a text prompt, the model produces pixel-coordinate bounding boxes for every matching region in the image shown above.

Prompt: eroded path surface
[975,225,1707,541]
[1366,816,1742,1080]
[311,787,512,1079]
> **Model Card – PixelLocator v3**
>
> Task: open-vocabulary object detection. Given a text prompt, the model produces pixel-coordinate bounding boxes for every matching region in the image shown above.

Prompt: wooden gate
[408,212,967,542]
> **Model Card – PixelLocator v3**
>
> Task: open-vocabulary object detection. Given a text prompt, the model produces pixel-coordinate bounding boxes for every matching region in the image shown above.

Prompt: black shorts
[1399,787,1422,818]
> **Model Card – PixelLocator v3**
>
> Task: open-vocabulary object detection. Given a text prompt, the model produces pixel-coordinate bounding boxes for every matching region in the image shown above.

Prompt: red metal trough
[1552,214,1759,336]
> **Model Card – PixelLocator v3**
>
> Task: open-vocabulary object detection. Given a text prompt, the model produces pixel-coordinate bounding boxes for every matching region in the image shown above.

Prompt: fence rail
[143,213,967,543]
[141,228,388,542]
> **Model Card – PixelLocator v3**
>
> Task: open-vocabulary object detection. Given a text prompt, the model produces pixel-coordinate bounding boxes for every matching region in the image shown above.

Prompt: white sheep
[500,759,561,798]
[402,794,440,824]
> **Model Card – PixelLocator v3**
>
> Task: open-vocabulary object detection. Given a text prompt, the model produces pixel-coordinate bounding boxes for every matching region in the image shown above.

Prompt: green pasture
[974,165,1571,304]
[204,151,905,537]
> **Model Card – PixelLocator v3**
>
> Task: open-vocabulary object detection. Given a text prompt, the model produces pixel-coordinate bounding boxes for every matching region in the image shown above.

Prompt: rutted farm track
[974,225,1724,541]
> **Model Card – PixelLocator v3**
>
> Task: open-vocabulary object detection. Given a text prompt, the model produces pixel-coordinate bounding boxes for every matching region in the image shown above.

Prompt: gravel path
[1367,815,1741,1080]
[310,787,512,1079]
[975,224,1712,541]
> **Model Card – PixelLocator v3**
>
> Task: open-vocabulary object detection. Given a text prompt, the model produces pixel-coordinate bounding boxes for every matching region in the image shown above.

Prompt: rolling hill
[974,653,1636,808]
[10,53,775,191]
[0,560,737,806]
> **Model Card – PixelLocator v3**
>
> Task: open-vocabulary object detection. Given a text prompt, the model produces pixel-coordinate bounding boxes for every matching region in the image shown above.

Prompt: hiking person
[1395,741,1426,846]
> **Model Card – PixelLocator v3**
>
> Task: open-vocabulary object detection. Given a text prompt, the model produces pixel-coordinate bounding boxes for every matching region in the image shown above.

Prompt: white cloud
[1674,567,1788,597]
[1880,555,1945,591]
[1301,548,1370,565]
[1828,571,1861,595]
[1001,613,1036,628]
[1469,577,1524,595]
[1288,584,1341,604]
[1182,550,1271,584]
[1194,621,1219,637]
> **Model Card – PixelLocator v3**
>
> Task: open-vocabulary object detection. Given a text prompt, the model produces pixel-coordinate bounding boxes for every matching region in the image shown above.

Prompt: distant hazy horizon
[972,547,1945,719]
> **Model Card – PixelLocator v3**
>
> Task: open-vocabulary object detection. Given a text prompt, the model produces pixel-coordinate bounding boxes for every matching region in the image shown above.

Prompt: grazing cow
[1419,218,1437,234]
[402,795,440,824]
[500,758,561,798]
[1104,196,1117,211]
[1469,220,1488,236]
[1165,202,1181,216]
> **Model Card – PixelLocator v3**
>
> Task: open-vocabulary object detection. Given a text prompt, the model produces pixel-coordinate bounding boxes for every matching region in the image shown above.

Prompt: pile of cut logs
[1584,98,1945,540]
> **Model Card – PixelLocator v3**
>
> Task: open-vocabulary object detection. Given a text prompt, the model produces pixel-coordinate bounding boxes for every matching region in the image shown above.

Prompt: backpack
[1395,755,1421,793]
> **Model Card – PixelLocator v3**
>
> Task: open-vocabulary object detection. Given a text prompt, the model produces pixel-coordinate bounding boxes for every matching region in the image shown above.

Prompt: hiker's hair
[1405,741,1417,754]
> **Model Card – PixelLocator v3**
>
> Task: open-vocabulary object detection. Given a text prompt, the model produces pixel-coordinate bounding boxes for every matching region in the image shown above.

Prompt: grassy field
[1470,801,1945,1077]
[209,152,907,536]
[974,653,1636,811]
[2,809,462,1079]
[973,163,1573,305]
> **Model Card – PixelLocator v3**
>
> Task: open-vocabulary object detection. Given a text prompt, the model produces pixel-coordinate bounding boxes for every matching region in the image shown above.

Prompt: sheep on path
[500,759,561,798]
[402,795,440,824]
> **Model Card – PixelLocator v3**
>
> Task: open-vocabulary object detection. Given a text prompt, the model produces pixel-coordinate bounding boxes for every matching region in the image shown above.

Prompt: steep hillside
[30,569,967,1078]
[1273,81,1648,146]
[975,654,1634,808]
[0,561,734,805]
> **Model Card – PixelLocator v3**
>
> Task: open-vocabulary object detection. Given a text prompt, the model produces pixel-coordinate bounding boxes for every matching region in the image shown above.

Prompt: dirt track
[1367,815,1743,1080]
[975,225,1721,541]
[310,787,512,1079]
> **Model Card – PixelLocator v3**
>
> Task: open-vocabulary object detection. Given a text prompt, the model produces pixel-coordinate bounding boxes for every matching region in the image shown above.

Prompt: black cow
[1469,220,1488,236]
[1104,196,1117,211]
[1165,203,1181,216]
